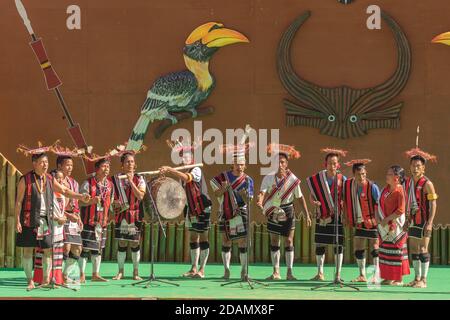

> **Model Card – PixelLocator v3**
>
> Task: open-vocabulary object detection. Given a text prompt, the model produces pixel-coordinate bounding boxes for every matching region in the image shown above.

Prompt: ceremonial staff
[14,0,93,175]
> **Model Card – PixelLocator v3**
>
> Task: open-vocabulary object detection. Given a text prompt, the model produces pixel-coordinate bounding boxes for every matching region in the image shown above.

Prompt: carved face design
[278,11,411,139]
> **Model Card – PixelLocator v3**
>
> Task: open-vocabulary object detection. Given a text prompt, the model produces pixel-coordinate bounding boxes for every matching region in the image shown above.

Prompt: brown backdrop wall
[0,0,449,223]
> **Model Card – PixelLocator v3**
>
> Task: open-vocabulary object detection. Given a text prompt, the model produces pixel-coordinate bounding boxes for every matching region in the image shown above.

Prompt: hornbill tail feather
[126,115,151,151]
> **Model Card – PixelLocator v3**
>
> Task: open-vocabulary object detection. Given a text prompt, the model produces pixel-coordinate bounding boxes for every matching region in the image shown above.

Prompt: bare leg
[406,238,421,286]
[113,240,128,280]
[195,232,210,278]
[267,234,281,280]
[184,233,200,277]
[23,247,35,290]
[311,246,325,281]
[238,238,248,280]
[285,232,296,280]
[130,241,142,280]
[221,234,231,279]
[414,237,431,288]
[352,237,367,282]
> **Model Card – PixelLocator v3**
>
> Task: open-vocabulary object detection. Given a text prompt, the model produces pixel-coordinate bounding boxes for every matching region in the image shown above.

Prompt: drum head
[153,177,186,220]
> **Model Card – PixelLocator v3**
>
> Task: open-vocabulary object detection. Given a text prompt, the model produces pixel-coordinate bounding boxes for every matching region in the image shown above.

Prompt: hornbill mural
[126,22,249,151]
[277,11,411,139]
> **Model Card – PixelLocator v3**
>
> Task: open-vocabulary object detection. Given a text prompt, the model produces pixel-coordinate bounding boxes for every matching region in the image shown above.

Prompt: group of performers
[14,135,438,290]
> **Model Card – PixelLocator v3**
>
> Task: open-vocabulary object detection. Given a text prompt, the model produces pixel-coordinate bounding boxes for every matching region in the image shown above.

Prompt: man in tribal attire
[15,143,90,290]
[160,139,212,278]
[210,144,254,281]
[49,144,85,284]
[79,153,116,282]
[404,147,438,288]
[112,148,146,281]
[307,148,348,282]
[257,143,311,280]
[343,159,381,283]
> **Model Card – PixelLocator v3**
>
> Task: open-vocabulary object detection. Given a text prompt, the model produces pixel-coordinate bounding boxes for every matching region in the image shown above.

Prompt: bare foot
[133,271,143,281]
[405,279,419,287]
[310,273,325,281]
[286,273,297,281]
[351,275,367,283]
[182,269,197,278]
[265,273,281,281]
[26,280,35,291]
[222,268,230,280]
[241,270,248,281]
[193,268,205,279]
[392,281,404,286]
[413,280,427,288]
[80,274,86,284]
[381,279,394,285]
[91,275,109,282]
[112,272,123,280]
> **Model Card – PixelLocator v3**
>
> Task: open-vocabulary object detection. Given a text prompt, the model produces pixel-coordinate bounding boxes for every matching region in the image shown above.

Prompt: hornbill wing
[141,70,198,114]
[126,70,198,151]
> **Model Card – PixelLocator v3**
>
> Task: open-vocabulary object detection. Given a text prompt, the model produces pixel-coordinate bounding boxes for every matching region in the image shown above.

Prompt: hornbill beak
[185,22,250,47]
[431,31,450,46]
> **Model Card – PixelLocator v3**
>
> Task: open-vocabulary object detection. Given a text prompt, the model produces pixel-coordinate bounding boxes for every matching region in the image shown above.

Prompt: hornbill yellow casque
[432,31,450,46]
[126,22,249,151]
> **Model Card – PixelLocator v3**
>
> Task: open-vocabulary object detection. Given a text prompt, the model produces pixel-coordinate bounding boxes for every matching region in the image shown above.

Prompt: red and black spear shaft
[14,0,94,175]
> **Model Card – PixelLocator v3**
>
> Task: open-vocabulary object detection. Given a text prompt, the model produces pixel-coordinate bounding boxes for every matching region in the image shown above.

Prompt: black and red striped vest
[344,179,377,228]
[81,177,113,228]
[21,171,53,228]
[184,168,211,216]
[405,176,430,225]
[65,176,80,215]
[115,174,143,224]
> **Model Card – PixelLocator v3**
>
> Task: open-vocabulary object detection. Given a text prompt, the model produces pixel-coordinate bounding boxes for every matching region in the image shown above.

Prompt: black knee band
[131,246,140,252]
[199,241,209,250]
[239,247,247,254]
[270,245,280,252]
[118,245,128,252]
[371,249,379,258]
[222,246,231,253]
[419,253,430,263]
[80,250,90,258]
[316,247,326,256]
[190,242,200,250]
[285,246,294,252]
[411,253,420,261]
[91,250,100,256]
[63,253,69,261]
[69,251,80,260]
[334,246,343,254]
[354,250,365,260]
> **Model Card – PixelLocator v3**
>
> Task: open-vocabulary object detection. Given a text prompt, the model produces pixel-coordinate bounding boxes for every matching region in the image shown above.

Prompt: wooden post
[294,219,301,262]
[310,223,316,263]
[344,226,352,264]
[142,222,151,262]
[262,224,269,263]
[432,226,440,265]
[175,222,184,262]
[158,223,166,262]
[183,221,190,263]
[447,227,450,265]
[301,217,310,264]
[111,222,118,262]
[254,223,261,263]
[216,224,223,263]
[440,226,447,266]
[167,223,176,262]
[5,163,17,268]
[208,223,216,262]
[0,156,7,267]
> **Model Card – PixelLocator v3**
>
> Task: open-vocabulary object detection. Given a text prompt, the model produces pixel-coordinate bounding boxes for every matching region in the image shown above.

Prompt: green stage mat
[0,263,449,300]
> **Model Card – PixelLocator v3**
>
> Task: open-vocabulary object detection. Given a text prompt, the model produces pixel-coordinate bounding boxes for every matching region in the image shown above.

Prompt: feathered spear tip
[405,148,437,163]
[320,147,348,158]
[344,158,372,167]
[166,137,202,153]
[267,143,301,160]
